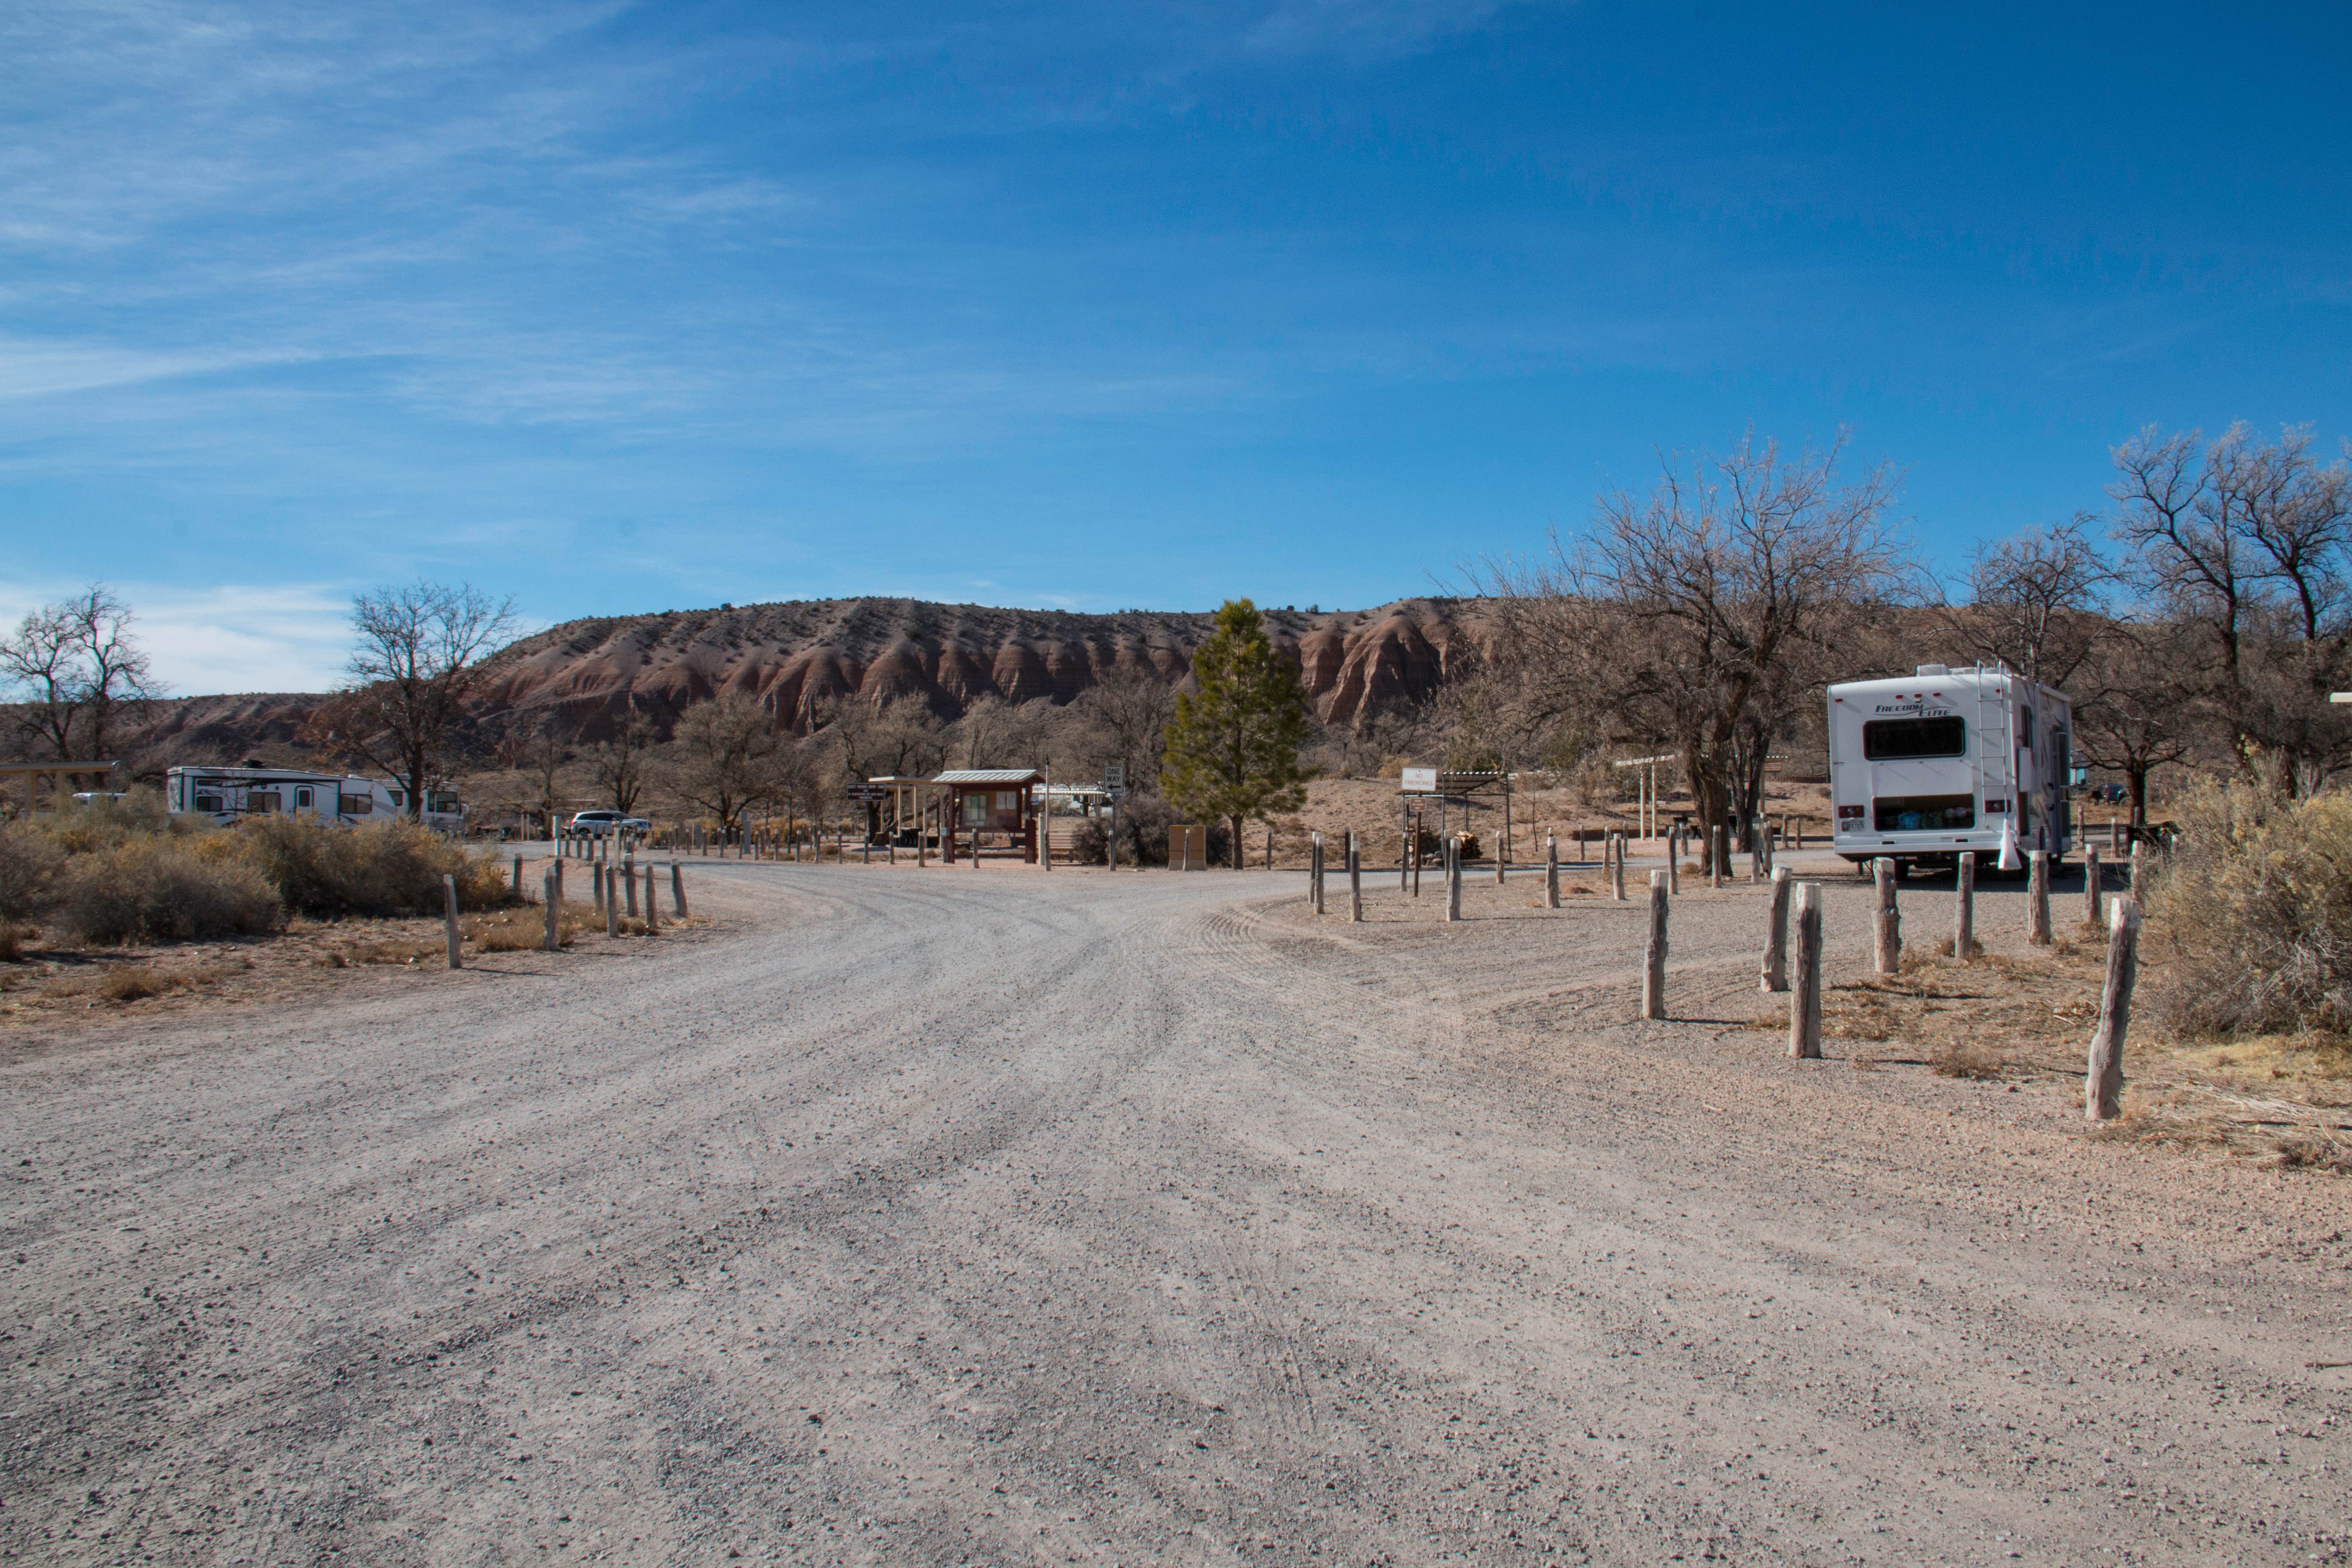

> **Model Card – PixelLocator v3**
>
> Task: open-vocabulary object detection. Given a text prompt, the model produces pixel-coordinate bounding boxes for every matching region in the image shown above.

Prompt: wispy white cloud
[0,579,355,695]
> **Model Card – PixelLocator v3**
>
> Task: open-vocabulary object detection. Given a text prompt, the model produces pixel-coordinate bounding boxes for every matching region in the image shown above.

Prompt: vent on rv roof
[1915,664,1950,677]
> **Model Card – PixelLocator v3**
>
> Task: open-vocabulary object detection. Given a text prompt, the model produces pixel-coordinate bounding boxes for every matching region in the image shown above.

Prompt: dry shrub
[1932,1038,2008,1080]
[0,824,64,921]
[239,816,508,918]
[2144,779,2352,1038]
[467,906,583,951]
[59,838,281,944]
[0,925,24,964]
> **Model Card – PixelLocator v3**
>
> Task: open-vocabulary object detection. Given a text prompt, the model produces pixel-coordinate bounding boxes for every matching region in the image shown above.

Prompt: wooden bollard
[1760,864,1791,992]
[442,873,462,970]
[1610,834,1626,902]
[642,864,658,932]
[1446,839,1463,922]
[1348,832,1363,922]
[542,868,560,951]
[1954,851,1976,960]
[623,855,640,917]
[1310,833,1324,913]
[1712,825,1727,889]
[511,854,523,895]
[604,867,619,937]
[1545,833,1560,909]
[671,861,686,917]
[1788,882,1823,1058]
[1873,857,1900,974]
[1411,824,1422,898]
[2027,851,2051,945]
[2086,896,2141,1121]
[591,861,605,918]
[1666,826,1680,895]
[2128,838,2144,898]
[2083,845,2102,928]
[1640,870,1669,1020]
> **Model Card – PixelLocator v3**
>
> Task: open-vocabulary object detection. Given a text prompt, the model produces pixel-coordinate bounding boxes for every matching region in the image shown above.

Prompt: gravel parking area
[3,854,2347,1565]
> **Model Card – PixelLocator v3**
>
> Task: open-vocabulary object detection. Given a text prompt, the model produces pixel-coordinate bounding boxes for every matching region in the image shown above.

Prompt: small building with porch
[931,768,1043,863]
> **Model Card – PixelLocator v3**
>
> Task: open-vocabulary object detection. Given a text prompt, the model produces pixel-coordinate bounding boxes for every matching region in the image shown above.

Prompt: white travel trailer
[1827,664,2073,873]
[165,765,464,834]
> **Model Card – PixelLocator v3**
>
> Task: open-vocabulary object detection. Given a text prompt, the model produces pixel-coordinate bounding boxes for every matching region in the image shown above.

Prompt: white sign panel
[1400,767,1439,794]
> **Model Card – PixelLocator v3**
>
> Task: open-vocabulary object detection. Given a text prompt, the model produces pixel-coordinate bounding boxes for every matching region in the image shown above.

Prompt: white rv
[164,765,464,833]
[1827,664,2072,873]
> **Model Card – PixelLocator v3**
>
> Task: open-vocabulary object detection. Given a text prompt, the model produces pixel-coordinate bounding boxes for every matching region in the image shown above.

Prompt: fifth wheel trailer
[1827,664,2072,873]
[165,765,464,833]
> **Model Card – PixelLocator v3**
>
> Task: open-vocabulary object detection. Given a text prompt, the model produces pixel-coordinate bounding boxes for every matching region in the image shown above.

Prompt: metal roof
[931,768,1043,785]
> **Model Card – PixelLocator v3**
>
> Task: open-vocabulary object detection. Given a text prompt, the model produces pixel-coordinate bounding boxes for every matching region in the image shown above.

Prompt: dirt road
[5,857,2348,1565]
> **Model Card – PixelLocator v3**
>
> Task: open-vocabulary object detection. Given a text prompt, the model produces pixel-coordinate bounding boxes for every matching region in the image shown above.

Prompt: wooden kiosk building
[867,769,1045,864]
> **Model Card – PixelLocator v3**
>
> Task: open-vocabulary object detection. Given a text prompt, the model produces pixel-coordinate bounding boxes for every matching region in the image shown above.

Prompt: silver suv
[566,810,652,837]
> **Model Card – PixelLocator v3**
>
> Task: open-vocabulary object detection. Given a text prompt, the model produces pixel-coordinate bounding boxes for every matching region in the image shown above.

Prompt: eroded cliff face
[470,597,1490,740]
[116,597,1492,764]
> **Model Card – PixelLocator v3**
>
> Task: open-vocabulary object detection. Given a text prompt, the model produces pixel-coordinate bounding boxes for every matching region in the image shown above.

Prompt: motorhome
[164,765,464,833]
[1826,664,2072,873]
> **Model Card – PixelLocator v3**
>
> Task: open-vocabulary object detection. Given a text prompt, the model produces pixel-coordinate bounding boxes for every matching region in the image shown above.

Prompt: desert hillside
[124,596,1494,765]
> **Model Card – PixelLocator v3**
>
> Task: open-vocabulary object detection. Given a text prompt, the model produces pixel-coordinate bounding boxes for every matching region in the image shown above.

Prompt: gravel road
[4,854,2349,1565]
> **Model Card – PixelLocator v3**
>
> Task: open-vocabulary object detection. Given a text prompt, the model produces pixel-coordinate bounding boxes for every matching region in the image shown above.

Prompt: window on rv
[1861,716,1966,760]
[340,794,371,815]
[2019,706,2034,750]
[294,787,313,808]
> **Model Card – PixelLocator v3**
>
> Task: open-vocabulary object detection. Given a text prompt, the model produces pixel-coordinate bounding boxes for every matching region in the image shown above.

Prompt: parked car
[566,810,652,837]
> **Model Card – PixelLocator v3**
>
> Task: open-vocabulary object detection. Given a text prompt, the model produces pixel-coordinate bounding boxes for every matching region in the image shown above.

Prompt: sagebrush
[2143,778,2352,1037]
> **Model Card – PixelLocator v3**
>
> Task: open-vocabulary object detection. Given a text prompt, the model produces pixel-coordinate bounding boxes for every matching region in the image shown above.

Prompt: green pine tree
[1161,598,1311,867]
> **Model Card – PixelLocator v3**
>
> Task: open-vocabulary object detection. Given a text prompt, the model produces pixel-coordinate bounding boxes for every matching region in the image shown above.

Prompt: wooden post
[1610,833,1626,902]
[623,854,640,917]
[1640,870,1669,1020]
[2086,896,2140,1121]
[1348,832,1363,922]
[1788,882,1823,1058]
[1761,864,1791,992]
[1711,825,1727,889]
[1666,826,1680,895]
[1749,820,1764,882]
[2128,838,2144,898]
[2082,844,2102,928]
[604,867,619,937]
[671,861,686,917]
[511,854,523,895]
[442,873,462,970]
[2027,851,2052,945]
[1310,833,1324,913]
[1954,851,1976,960]
[1446,837,1463,922]
[642,864,658,933]
[592,862,605,918]
[1873,857,1900,974]
[543,868,560,951]
[1411,818,1422,898]
[1545,833,1560,909]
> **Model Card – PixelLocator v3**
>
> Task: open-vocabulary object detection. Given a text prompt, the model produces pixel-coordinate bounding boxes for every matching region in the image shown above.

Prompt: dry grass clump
[0,824,65,921]
[465,905,589,951]
[1932,1038,2009,1080]
[2144,778,2352,1038]
[60,836,281,944]
[39,959,249,1001]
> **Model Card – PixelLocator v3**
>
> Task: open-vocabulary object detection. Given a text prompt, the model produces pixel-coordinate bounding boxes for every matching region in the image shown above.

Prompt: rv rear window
[1862,716,1966,760]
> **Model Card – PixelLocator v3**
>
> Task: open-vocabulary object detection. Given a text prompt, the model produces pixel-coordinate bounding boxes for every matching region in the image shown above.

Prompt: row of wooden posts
[435,852,695,973]
[1308,827,2148,1124]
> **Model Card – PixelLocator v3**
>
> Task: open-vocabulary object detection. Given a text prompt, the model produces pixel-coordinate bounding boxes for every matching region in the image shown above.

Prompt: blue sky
[4,0,2349,693]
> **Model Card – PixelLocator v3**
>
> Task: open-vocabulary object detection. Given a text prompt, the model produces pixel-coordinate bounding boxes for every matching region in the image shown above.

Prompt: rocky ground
[2,852,2347,1565]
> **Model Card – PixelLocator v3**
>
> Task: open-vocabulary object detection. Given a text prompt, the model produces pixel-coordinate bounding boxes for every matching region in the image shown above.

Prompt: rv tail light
[1837,804,1864,821]
[1984,798,2010,815]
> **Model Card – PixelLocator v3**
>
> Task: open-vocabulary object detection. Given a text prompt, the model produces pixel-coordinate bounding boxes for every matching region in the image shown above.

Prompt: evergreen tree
[1161,598,1311,867]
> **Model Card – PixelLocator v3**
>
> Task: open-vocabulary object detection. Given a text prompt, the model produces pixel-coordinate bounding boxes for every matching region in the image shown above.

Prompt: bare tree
[2074,619,2198,827]
[591,703,654,814]
[2110,423,2352,789]
[1940,515,2113,687]
[0,585,155,761]
[1072,667,1177,785]
[308,582,516,820]
[669,693,794,829]
[1482,432,1905,872]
